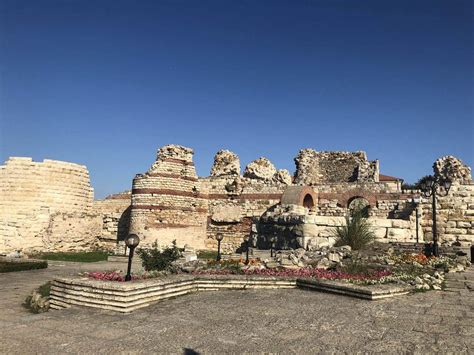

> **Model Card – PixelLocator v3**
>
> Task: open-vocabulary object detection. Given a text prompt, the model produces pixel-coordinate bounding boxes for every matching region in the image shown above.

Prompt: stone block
[391,220,410,228]
[369,218,392,228]
[374,227,387,239]
[211,206,242,223]
[387,228,411,241]
[313,216,345,226]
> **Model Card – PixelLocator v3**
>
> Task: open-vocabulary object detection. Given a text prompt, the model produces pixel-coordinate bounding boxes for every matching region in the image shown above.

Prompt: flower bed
[192,267,392,284]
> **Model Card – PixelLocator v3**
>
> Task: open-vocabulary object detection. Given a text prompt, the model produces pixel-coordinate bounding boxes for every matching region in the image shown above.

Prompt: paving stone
[0,263,472,353]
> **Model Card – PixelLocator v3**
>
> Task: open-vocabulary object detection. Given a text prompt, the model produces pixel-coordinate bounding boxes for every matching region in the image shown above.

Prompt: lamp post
[243,234,250,265]
[124,234,140,281]
[420,176,451,257]
[409,197,422,245]
[216,233,224,262]
[269,236,276,258]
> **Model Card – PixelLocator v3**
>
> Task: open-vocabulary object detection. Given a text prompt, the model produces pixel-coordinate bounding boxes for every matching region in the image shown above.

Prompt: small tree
[332,210,376,250]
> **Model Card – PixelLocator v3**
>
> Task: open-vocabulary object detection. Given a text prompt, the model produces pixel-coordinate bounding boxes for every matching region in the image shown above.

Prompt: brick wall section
[0,157,97,252]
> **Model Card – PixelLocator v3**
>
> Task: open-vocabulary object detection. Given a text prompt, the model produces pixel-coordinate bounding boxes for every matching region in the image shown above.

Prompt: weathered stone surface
[210,150,240,176]
[0,157,98,253]
[434,155,472,183]
[294,148,320,185]
[274,169,292,184]
[211,206,242,223]
[244,157,277,181]
[294,149,379,184]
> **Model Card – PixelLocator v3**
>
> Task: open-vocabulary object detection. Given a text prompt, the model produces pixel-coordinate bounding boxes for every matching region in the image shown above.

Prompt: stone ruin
[0,145,473,254]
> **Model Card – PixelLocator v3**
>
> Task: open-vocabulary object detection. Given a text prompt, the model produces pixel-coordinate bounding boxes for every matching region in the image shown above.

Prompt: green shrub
[34,251,108,262]
[0,260,48,273]
[137,240,182,271]
[332,210,376,250]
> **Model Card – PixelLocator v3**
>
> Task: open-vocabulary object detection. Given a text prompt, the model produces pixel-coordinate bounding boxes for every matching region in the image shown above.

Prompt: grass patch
[0,260,48,273]
[197,250,218,260]
[34,251,108,262]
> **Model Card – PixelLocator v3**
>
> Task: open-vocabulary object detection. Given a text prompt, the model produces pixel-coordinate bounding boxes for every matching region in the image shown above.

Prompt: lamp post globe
[125,234,140,282]
[125,234,140,248]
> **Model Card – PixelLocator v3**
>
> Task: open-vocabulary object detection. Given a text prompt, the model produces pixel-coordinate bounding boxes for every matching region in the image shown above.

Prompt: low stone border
[50,275,411,313]
[296,278,410,300]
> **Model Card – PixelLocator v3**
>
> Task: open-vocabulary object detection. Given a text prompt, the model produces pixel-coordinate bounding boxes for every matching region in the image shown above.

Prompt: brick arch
[281,186,318,207]
[334,189,377,208]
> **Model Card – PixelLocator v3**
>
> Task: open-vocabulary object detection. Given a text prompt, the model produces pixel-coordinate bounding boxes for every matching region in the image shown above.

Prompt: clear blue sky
[0,0,472,199]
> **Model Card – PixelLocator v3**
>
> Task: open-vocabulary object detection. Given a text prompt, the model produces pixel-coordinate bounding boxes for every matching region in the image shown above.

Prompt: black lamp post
[124,234,140,281]
[243,235,250,265]
[269,236,276,258]
[409,197,422,245]
[216,233,224,262]
[420,176,451,257]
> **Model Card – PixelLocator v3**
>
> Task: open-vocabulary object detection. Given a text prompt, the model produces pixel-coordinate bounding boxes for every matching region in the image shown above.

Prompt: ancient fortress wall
[2,148,471,254]
[0,157,99,252]
[420,182,474,247]
[294,149,379,185]
[129,146,208,249]
[92,191,132,251]
[203,177,286,252]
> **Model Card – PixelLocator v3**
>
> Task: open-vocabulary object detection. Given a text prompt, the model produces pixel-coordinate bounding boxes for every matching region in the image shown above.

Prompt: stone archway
[303,194,315,209]
[281,186,318,209]
[348,196,370,217]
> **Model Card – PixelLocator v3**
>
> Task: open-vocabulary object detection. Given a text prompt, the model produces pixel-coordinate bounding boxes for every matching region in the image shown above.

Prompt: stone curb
[50,275,412,313]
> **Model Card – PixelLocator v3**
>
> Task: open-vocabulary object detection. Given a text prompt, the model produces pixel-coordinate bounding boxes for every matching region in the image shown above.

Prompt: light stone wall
[420,182,474,247]
[0,157,97,253]
[92,191,132,250]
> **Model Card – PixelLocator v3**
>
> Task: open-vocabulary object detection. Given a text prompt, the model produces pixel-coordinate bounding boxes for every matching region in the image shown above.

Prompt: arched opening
[303,194,314,209]
[348,196,370,217]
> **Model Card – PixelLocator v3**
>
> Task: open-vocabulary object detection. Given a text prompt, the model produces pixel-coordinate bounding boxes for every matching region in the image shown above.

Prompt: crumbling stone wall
[0,157,99,253]
[418,157,474,247]
[92,191,131,251]
[129,145,208,249]
[202,175,286,252]
[294,149,379,185]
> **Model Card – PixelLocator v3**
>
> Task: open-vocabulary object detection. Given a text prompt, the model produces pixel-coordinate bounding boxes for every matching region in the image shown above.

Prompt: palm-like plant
[332,209,376,250]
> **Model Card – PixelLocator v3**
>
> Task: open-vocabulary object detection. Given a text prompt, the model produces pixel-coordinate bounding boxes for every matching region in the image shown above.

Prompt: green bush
[0,260,48,273]
[332,210,376,250]
[34,251,108,262]
[137,240,182,271]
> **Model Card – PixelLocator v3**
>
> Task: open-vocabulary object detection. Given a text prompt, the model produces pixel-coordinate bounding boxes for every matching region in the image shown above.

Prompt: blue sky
[0,0,472,199]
